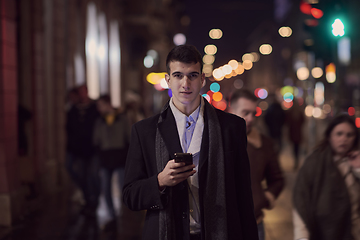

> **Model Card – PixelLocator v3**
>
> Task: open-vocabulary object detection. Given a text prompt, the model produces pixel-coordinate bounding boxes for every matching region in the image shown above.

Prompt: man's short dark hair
[229,89,258,107]
[166,45,203,73]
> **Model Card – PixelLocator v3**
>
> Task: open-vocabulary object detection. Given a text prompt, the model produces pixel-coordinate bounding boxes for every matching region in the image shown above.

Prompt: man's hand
[348,150,360,168]
[157,160,196,190]
[264,191,275,210]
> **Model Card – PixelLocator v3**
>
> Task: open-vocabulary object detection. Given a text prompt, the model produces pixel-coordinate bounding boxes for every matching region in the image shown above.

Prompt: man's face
[96,99,110,115]
[165,61,205,113]
[230,98,257,134]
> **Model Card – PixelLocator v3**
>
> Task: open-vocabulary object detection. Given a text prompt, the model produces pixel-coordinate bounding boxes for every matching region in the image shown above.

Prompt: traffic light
[331,18,345,37]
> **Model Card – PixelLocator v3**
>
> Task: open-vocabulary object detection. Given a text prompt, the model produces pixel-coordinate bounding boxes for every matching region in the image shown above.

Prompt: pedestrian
[293,114,360,240]
[66,84,100,217]
[229,89,285,240]
[93,94,130,230]
[123,45,258,239]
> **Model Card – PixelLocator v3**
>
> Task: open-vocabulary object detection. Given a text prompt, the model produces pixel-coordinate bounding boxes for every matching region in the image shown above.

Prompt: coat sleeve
[122,123,168,211]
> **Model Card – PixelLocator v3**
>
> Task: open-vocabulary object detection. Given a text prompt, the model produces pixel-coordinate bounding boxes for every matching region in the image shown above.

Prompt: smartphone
[174,153,193,166]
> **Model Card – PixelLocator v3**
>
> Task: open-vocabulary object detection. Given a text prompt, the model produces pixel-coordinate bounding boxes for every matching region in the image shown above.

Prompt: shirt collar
[169,97,201,124]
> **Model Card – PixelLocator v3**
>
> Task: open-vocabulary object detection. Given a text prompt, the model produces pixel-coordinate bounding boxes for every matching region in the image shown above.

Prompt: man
[229,89,285,240]
[93,94,130,229]
[123,45,258,240]
[66,84,100,216]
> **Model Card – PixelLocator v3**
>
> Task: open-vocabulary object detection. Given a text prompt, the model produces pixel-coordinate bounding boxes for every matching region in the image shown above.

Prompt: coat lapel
[158,106,183,159]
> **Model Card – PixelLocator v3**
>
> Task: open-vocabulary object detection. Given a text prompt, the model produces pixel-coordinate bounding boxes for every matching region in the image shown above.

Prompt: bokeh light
[251,52,260,62]
[147,49,158,60]
[305,105,314,117]
[258,89,268,99]
[311,67,323,78]
[154,83,164,91]
[242,53,254,62]
[202,93,211,102]
[297,67,310,80]
[160,78,169,89]
[259,44,272,55]
[210,82,220,92]
[314,82,324,105]
[313,107,322,118]
[223,65,232,75]
[209,29,223,39]
[278,26,292,37]
[255,107,262,117]
[243,60,253,70]
[173,33,186,46]
[147,72,166,85]
[203,64,213,74]
[323,104,331,114]
[356,118,360,128]
[213,68,224,80]
[144,55,154,68]
[281,86,294,95]
[212,100,227,111]
[203,54,215,64]
[259,101,269,110]
[348,107,355,116]
[228,60,239,70]
[283,92,294,102]
[282,101,293,109]
[235,64,245,74]
[204,44,217,55]
[168,89,172,98]
[233,79,243,89]
[212,92,223,102]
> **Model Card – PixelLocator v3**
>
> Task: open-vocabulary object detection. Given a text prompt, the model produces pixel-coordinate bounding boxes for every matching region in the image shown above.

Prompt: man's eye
[189,74,198,79]
[174,74,182,78]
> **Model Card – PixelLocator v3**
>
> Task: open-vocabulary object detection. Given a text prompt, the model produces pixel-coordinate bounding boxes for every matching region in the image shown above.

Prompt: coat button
[182,212,187,219]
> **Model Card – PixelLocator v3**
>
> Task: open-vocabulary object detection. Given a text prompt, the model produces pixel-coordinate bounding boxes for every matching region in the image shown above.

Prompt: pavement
[263,140,304,240]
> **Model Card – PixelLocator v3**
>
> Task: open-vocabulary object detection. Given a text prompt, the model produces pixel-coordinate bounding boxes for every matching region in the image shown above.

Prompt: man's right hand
[157,160,196,190]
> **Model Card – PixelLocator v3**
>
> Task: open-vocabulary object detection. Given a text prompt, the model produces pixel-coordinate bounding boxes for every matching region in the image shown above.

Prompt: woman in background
[293,114,360,240]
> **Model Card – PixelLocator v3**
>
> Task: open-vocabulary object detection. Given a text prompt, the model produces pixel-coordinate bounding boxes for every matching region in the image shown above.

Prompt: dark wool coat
[123,103,258,240]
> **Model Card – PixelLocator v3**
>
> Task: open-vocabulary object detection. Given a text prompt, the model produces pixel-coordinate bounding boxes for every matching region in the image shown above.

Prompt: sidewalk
[263,141,303,240]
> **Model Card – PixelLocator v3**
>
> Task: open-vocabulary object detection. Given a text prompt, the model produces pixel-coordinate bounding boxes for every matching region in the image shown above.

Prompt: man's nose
[182,76,191,88]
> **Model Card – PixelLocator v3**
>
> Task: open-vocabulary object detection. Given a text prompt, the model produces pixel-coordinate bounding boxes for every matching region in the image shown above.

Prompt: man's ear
[201,73,206,87]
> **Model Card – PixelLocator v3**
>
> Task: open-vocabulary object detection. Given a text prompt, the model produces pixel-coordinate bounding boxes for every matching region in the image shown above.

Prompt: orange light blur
[212,92,223,102]
[212,100,227,111]
[255,107,262,117]
[348,107,355,116]
[228,60,239,70]
[235,64,244,75]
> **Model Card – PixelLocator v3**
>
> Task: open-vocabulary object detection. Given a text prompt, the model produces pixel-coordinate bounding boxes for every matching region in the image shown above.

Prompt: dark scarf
[156,98,228,240]
[293,145,353,240]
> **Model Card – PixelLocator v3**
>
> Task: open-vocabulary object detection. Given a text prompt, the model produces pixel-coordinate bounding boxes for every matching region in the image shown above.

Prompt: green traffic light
[332,18,345,37]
